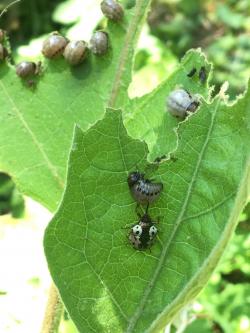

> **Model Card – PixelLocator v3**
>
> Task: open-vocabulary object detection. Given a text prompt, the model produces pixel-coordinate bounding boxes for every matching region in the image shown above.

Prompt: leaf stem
[40,283,64,333]
[108,0,152,108]
[0,0,22,18]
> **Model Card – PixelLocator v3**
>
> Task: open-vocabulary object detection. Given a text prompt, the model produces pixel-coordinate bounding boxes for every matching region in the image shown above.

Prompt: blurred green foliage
[0,0,249,332]
[147,0,250,99]
[195,230,250,333]
[0,0,63,47]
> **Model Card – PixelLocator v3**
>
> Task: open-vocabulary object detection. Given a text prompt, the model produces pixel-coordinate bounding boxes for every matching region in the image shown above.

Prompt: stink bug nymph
[42,32,68,59]
[63,40,88,66]
[166,89,199,119]
[16,61,41,78]
[129,211,158,250]
[90,31,109,56]
[127,171,163,205]
[101,0,124,21]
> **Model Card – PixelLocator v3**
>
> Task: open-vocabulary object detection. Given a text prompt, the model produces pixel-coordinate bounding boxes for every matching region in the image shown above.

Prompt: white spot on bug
[132,225,142,238]
[149,225,157,239]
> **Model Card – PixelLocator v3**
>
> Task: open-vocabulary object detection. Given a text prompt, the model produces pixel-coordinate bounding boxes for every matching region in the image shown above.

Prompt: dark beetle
[101,0,124,21]
[90,31,109,56]
[42,32,68,59]
[129,211,158,250]
[63,40,88,66]
[127,171,163,205]
[187,67,196,78]
[16,61,41,78]
[199,66,207,84]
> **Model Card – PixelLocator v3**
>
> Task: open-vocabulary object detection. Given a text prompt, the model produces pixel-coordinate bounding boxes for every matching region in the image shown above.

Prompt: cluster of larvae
[14,30,109,84]
[166,66,207,119]
[1,0,124,84]
[127,171,163,250]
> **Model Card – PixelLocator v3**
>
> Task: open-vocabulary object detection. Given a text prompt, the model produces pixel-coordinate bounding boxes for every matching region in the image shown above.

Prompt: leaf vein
[125,102,220,333]
[0,80,64,189]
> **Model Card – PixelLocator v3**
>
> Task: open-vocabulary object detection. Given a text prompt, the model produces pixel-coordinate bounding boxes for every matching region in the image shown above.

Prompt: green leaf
[44,84,250,332]
[0,0,151,211]
[124,49,212,162]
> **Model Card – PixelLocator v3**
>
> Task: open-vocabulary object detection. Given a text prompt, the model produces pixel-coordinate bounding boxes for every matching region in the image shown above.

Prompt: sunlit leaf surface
[45,87,250,331]
[0,1,150,211]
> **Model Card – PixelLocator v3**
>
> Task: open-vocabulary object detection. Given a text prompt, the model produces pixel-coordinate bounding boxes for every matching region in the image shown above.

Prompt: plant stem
[40,283,64,333]
[0,0,22,18]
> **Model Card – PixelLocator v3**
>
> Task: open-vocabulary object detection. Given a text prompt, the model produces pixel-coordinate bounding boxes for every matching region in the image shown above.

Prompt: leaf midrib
[0,79,65,189]
[125,101,219,333]
[146,160,250,333]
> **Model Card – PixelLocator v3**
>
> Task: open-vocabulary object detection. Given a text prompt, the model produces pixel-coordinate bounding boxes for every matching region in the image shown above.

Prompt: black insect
[154,155,167,164]
[128,210,158,250]
[187,67,197,77]
[199,66,207,84]
[127,171,163,205]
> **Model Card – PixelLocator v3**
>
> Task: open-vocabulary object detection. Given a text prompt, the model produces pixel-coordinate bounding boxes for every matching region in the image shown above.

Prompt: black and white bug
[127,171,163,205]
[199,66,207,84]
[166,89,199,119]
[129,211,158,250]
[101,0,124,21]
[42,32,68,59]
[63,40,88,66]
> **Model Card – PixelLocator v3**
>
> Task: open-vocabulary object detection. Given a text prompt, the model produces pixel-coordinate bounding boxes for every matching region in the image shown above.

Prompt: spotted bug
[42,32,68,59]
[129,212,158,250]
[127,171,163,205]
[0,43,7,61]
[199,66,207,84]
[16,61,41,78]
[90,31,108,56]
[166,89,199,119]
[63,40,88,66]
[101,0,124,21]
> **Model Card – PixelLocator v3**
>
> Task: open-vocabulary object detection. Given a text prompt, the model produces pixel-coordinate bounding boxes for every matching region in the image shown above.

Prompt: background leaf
[0,0,151,211]
[44,83,250,332]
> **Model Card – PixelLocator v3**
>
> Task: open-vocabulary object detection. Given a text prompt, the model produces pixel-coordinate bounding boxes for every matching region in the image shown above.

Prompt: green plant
[0,1,249,332]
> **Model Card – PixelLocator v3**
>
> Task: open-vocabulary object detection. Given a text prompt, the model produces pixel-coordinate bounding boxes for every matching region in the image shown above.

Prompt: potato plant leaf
[0,0,151,211]
[44,84,250,332]
[124,49,212,162]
